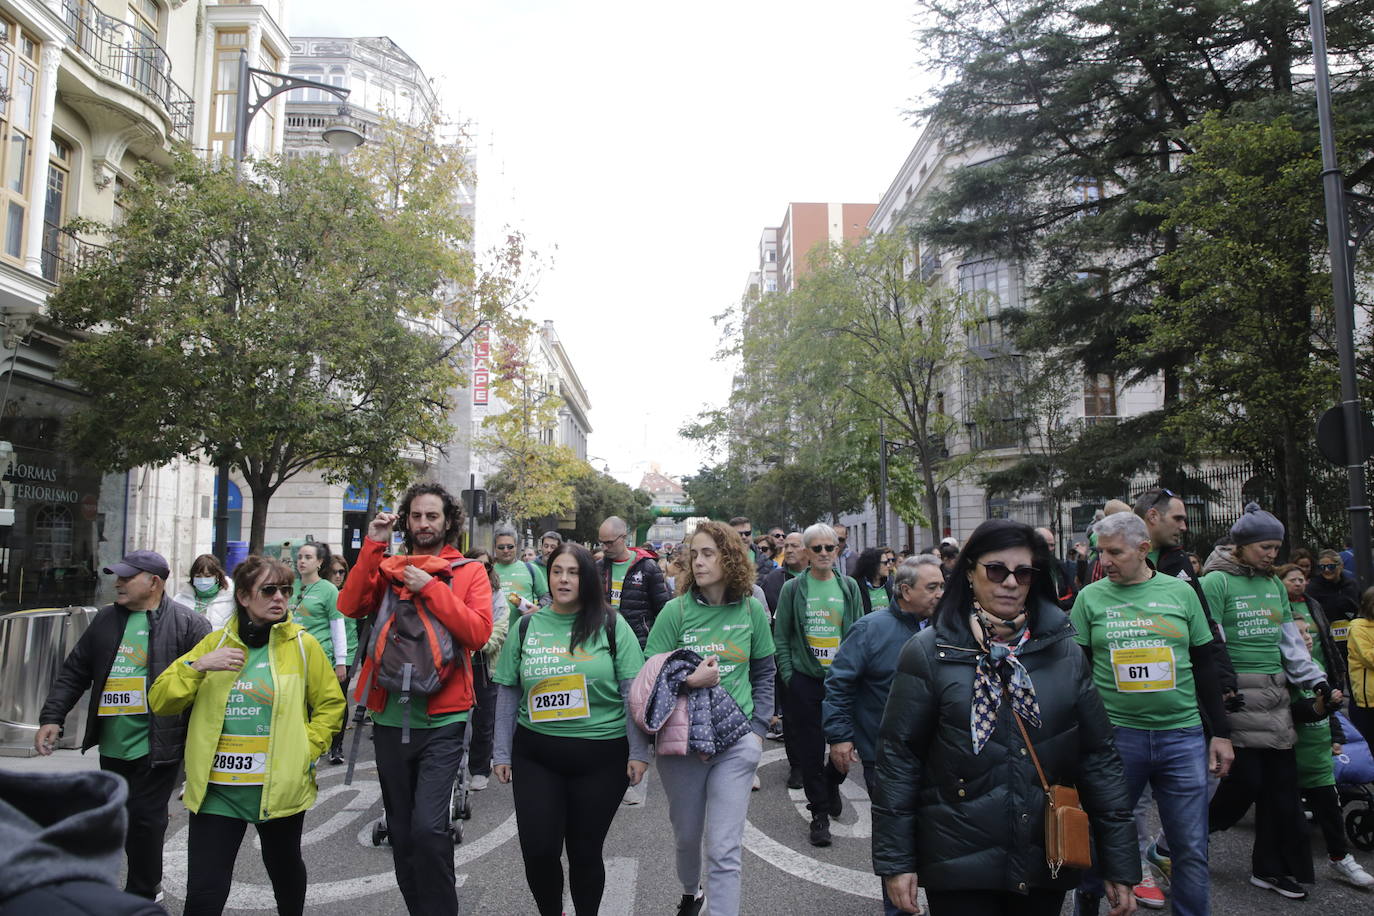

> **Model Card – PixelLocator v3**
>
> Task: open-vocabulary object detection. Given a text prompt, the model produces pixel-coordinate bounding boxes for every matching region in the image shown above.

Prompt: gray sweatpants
[656,732,763,916]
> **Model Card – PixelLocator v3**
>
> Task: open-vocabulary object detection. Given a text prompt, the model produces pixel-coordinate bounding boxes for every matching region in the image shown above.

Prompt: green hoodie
[774,570,863,682]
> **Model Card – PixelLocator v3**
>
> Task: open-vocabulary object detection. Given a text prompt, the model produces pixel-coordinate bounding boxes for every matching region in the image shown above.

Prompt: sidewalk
[0,747,99,774]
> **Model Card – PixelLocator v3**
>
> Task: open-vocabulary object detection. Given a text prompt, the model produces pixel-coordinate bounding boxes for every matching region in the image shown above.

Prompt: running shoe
[1249,875,1308,899]
[328,749,345,765]
[1133,869,1166,909]
[470,774,488,791]
[1329,854,1374,889]
[809,814,832,847]
[1145,840,1172,882]
[676,892,705,916]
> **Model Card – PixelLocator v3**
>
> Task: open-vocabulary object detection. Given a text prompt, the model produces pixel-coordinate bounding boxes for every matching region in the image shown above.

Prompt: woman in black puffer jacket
[872,519,1139,916]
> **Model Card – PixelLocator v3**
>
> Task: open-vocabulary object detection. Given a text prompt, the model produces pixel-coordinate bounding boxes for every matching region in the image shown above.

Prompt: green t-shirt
[291,578,342,660]
[494,560,549,606]
[98,611,151,760]
[200,643,274,822]
[1201,570,1292,674]
[493,607,643,740]
[803,572,846,670]
[1288,602,1336,788]
[644,593,776,719]
[1070,573,1213,731]
[867,585,890,615]
[609,558,635,609]
[371,693,468,729]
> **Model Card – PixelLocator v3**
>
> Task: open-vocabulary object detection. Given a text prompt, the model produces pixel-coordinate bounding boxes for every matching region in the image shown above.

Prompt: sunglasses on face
[258,584,292,597]
[977,561,1037,586]
[737,530,753,538]
[1317,563,1338,571]
[811,544,838,553]
[771,533,785,539]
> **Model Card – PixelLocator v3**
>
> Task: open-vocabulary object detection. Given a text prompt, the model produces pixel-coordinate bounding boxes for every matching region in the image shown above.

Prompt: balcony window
[0,18,38,265]
[1084,372,1117,424]
[959,258,1020,351]
[41,137,71,281]
[210,28,247,159]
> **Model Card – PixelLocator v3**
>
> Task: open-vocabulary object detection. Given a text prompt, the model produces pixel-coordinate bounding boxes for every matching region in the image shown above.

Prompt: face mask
[192,577,218,595]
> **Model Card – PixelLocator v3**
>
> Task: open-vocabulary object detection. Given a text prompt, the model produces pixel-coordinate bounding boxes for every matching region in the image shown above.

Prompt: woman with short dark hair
[173,554,236,629]
[873,519,1139,916]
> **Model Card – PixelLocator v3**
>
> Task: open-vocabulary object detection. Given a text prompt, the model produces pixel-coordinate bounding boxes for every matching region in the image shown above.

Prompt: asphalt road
[9,731,1374,914]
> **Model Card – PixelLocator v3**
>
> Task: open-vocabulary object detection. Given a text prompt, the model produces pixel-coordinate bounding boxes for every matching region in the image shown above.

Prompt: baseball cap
[103,549,171,580]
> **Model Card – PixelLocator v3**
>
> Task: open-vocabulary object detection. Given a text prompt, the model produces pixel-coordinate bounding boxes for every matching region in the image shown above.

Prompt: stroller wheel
[450,819,464,844]
[460,802,472,820]
[371,820,388,847]
[1347,807,1374,852]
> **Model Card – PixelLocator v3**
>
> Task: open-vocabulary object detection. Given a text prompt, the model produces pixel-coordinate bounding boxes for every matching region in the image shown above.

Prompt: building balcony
[40,221,105,284]
[58,0,194,144]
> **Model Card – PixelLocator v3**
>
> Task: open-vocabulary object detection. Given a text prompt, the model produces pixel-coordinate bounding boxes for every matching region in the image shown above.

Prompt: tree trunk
[248,483,272,555]
[921,456,940,549]
[365,463,380,519]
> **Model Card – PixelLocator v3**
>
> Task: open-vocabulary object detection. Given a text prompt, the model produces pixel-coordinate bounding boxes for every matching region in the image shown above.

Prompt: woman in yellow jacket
[1351,588,1374,748]
[150,554,345,916]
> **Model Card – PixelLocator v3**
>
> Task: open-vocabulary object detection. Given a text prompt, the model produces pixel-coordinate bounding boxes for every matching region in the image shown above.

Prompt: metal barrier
[0,606,99,755]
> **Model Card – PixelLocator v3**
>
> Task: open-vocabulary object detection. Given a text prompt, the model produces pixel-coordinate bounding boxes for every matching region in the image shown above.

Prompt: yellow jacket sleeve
[300,633,346,759]
[148,630,222,716]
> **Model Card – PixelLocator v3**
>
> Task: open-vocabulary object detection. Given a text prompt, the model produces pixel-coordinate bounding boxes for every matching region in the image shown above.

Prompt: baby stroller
[1333,712,1374,852]
[369,721,474,846]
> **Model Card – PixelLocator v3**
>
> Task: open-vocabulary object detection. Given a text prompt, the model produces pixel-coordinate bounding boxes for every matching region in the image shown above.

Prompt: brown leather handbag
[1010,703,1093,878]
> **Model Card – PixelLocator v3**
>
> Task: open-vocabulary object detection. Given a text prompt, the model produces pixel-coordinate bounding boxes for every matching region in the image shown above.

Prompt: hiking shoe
[1249,875,1308,899]
[1329,854,1374,889]
[1133,869,1166,909]
[675,892,705,916]
[787,766,803,790]
[809,814,832,847]
[828,783,843,817]
[1145,840,1172,883]
[470,774,489,791]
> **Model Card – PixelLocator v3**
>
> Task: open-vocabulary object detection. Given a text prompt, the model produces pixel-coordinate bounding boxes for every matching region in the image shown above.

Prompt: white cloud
[291,0,927,487]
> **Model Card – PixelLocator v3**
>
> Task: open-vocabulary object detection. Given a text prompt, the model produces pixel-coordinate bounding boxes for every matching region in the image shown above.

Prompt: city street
[8,732,1374,915]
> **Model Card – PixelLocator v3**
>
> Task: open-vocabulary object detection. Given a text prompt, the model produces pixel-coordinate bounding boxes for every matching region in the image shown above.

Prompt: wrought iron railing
[59,0,194,143]
[41,221,105,283]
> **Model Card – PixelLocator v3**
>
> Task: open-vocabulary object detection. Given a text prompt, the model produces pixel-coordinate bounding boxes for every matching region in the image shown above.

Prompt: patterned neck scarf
[969,603,1041,754]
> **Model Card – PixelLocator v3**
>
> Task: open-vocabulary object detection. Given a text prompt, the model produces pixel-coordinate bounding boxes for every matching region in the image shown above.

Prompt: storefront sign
[472,326,490,408]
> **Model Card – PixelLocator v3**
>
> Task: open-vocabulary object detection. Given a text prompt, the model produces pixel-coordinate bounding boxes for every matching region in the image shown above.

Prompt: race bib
[1111,647,1176,692]
[528,674,590,722]
[209,734,269,785]
[1330,622,1350,643]
[98,676,147,716]
[806,634,840,667]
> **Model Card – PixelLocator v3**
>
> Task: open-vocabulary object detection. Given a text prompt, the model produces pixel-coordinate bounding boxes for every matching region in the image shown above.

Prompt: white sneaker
[622,780,646,806]
[1329,854,1374,889]
[752,772,761,791]
[470,774,488,791]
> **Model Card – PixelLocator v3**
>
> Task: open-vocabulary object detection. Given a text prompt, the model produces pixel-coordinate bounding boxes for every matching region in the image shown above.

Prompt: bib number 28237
[528,674,590,722]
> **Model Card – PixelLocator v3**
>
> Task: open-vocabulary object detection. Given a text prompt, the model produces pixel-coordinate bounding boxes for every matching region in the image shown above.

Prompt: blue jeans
[1116,725,1209,916]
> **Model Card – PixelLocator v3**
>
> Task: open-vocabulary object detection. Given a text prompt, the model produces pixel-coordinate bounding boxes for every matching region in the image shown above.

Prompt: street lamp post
[212,51,364,563]
[1310,1,1373,589]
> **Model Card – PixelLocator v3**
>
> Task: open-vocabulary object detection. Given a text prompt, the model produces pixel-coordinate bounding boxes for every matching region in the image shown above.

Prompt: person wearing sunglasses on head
[150,555,345,915]
[873,519,1140,916]
[773,523,864,847]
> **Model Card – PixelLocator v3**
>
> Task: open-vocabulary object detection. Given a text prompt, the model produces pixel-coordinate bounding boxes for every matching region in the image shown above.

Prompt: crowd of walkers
[9,480,1374,916]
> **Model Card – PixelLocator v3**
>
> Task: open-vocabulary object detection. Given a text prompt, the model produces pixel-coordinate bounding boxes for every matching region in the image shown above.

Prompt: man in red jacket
[338,482,491,916]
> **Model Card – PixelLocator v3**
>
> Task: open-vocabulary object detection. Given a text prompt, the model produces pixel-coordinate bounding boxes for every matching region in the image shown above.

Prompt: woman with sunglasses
[150,555,346,915]
[1305,550,1360,665]
[773,523,864,848]
[853,547,894,615]
[872,518,1139,916]
[464,547,511,791]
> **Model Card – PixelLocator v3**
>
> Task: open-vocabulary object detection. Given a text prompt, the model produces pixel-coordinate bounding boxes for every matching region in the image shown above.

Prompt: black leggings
[184,810,307,916]
[1303,784,1347,860]
[511,725,628,916]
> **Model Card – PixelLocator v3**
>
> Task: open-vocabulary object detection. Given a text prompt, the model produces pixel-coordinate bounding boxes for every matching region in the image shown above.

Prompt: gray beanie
[1229,502,1284,546]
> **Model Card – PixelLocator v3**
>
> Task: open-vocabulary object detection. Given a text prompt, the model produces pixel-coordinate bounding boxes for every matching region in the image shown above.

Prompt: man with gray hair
[1070,510,1233,916]
[774,522,863,847]
[823,554,943,916]
[492,524,548,615]
[1035,526,1079,608]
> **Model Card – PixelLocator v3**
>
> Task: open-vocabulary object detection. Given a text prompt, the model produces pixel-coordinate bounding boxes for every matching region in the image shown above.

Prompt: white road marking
[742,821,882,900]
[563,856,638,915]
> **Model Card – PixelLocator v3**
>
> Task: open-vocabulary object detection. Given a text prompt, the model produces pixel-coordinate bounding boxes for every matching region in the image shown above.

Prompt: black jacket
[597,551,670,647]
[858,578,895,615]
[872,600,1140,892]
[39,594,209,767]
[760,565,802,614]
[1307,573,1360,624]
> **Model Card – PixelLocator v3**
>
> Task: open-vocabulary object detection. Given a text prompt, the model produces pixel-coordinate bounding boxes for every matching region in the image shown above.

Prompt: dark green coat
[871,600,1140,893]
[774,571,863,682]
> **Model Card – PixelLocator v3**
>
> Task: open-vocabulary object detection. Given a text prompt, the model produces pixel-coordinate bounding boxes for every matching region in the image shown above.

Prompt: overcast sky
[291,0,928,488]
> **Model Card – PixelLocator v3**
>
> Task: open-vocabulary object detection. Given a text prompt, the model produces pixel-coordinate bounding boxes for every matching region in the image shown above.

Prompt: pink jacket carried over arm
[629,651,691,756]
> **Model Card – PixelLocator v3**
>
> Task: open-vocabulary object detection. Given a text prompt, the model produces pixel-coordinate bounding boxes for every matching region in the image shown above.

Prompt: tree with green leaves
[568,467,653,544]
[48,151,461,552]
[912,0,1374,537]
